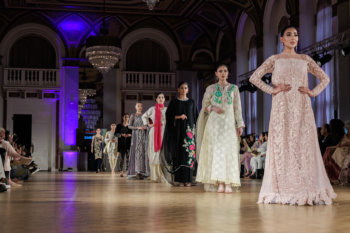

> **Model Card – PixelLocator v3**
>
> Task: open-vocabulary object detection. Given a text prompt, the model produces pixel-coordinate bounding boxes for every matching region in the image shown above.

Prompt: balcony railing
[3,68,60,88]
[122,71,176,90]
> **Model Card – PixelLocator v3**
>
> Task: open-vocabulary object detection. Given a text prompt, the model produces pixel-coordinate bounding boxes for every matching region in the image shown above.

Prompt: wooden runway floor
[1,172,349,233]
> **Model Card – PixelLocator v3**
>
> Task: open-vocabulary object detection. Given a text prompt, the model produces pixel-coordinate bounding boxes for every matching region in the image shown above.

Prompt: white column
[59,66,79,148]
[59,66,79,171]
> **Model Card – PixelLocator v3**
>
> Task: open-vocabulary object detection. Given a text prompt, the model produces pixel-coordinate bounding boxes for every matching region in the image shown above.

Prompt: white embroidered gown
[249,53,337,205]
[196,83,245,188]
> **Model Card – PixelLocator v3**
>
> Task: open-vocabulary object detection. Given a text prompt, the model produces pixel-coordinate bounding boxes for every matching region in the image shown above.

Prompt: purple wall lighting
[57,14,91,46]
[63,151,78,171]
[60,67,79,146]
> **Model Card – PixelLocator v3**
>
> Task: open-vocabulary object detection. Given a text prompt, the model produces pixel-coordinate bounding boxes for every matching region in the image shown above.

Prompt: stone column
[103,69,118,126]
[59,66,79,170]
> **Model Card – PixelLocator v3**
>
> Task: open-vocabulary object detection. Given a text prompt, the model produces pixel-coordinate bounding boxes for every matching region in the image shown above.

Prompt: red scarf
[154,103,164,152]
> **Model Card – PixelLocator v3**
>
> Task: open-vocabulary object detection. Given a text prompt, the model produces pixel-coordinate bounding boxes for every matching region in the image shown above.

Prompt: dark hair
[155,92,165,100]
[215,63,228,71]
[263,132,269,137]
[177,81,188,88]
[329,119,345,135]
[122,113,129,117]
[323,123,330,133]
[280,25,298,37]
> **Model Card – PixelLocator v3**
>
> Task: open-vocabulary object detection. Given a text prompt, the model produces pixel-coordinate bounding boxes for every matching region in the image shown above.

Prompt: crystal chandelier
[86,37,121,73]
[79,89,96,116]
[143,0,159,10]
[85,0,121,73]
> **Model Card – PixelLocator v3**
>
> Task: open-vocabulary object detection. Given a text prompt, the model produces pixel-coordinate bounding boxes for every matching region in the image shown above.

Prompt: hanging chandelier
[86,36,121,73]
[79,89,96,116]
[85,0,121,73]
[143,0,159,10]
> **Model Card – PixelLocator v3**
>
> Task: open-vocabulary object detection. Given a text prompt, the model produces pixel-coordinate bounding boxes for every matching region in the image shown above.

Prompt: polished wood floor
[1,172,349,233]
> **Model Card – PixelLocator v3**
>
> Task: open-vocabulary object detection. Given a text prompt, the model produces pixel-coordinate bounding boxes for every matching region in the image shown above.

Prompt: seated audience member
[0,147,6,191]
[323,122,350,184]
[0,128,32,189]
[322,119,345,155]
[250,132,268,179]
[240,134,259,177]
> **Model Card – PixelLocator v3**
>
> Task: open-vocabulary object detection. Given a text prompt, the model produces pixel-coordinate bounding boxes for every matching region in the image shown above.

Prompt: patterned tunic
[128,114,147,176]
[93,135,103,160]
[196,83,245,187]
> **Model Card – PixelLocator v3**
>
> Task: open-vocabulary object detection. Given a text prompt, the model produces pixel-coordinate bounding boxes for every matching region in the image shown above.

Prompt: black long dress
[116,124,132,171]
[161,98,198,184]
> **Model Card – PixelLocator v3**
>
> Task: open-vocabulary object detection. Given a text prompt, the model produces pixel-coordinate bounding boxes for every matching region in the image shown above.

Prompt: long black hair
[155,92,165,101]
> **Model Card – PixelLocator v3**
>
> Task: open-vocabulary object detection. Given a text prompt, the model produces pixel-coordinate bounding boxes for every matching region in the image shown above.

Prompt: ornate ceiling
[0,0,298,66]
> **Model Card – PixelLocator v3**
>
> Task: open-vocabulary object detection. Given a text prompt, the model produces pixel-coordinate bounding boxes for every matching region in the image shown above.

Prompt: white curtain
[247,46,258,134]
[315,5,334,126]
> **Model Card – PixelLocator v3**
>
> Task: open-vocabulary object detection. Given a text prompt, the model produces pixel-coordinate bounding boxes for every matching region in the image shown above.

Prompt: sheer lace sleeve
[202,85,213,111]
[142,107,153,125]
[233,86,245,128]
[306,55,330,97]
[128,114,138,130]
[249,55,276,95]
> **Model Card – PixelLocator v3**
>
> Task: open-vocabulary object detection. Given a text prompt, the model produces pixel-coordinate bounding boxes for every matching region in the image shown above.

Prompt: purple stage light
[57,14,90,46]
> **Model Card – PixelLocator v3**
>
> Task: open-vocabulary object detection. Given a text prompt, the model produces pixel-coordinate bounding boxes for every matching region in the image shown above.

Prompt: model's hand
[91,149,93,153]
[272,84,291,95]
[176,114,187,120]
[298,86,313,97]
[237,127,243,136]
[212,106,225,114]
[148,124,154,128]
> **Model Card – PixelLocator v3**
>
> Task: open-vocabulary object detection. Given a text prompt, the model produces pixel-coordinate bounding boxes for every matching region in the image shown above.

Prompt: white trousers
[250,155,266,172]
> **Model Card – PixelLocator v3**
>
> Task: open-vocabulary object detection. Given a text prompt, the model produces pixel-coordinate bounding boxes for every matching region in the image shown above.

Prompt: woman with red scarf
[142,93,167,183]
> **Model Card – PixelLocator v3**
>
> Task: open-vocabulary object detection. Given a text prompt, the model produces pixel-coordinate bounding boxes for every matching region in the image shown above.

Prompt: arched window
[192,52,213,64]
[126,39,170,72]
[9,35,56,68]
[315,0,333,126]
[247,36,258,134]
